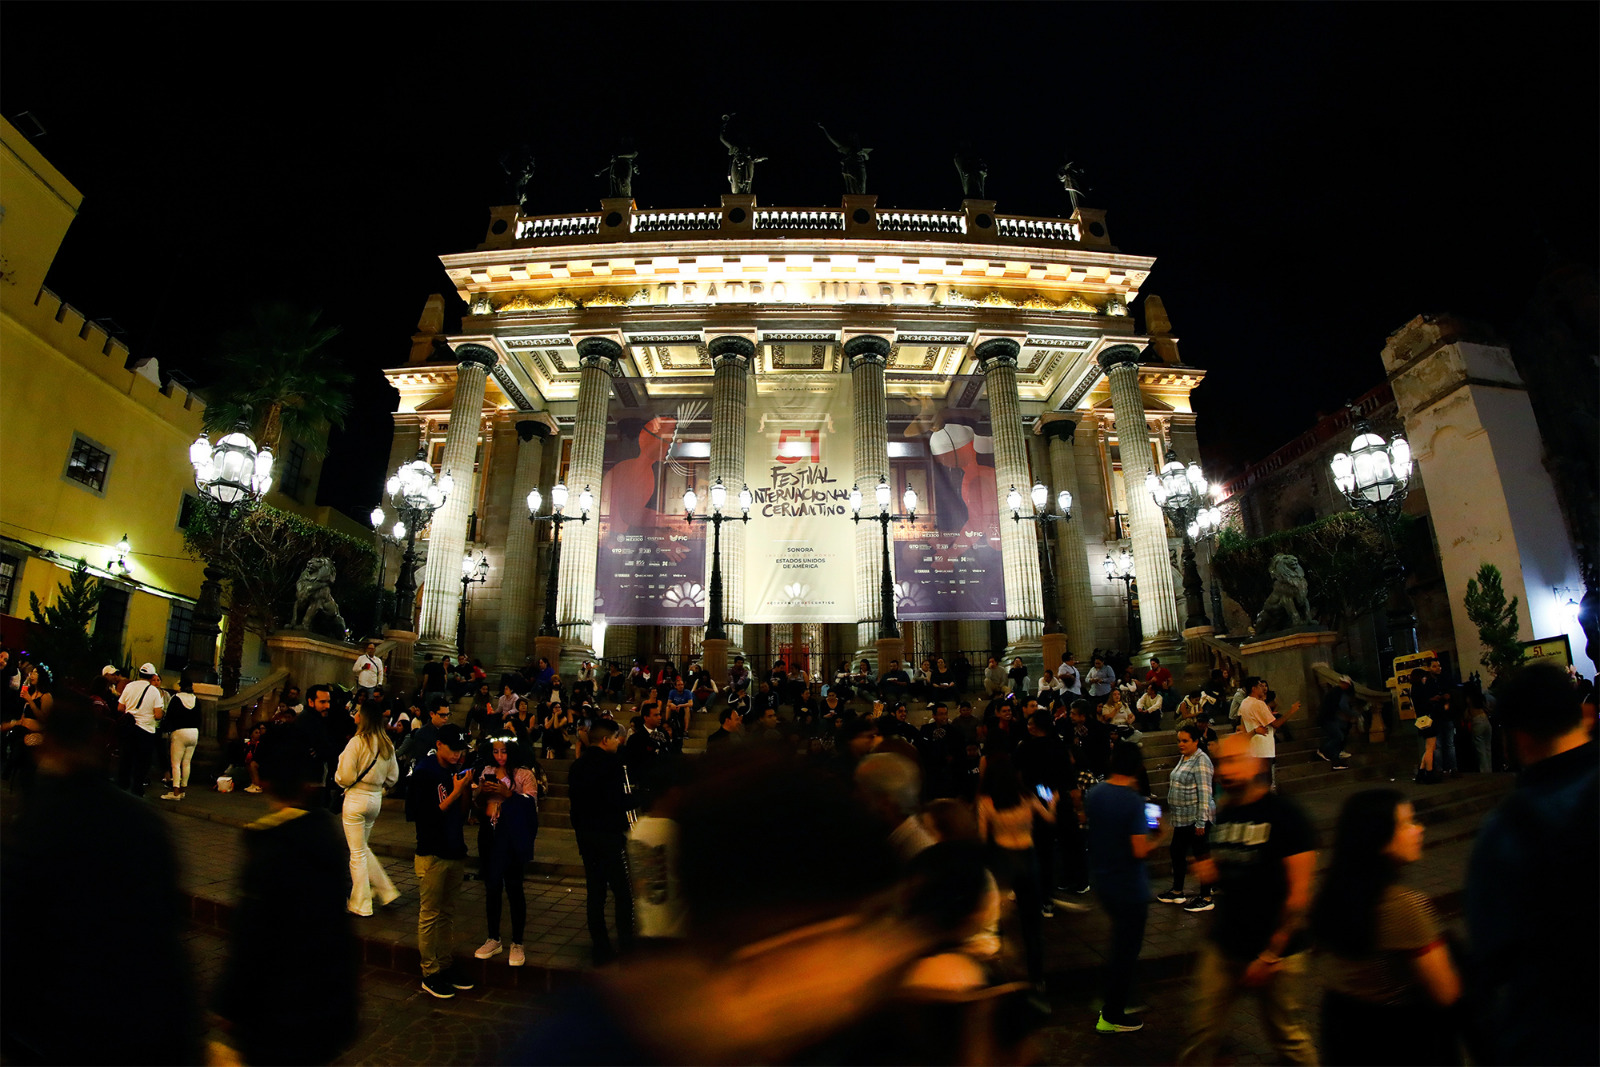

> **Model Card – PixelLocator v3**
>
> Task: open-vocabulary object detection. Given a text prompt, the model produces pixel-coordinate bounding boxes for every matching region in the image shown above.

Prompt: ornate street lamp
[1146,448,1219,629]
[1186,491,1227,629]
[108,534,131,577]
[457,551,490,648]
[1008,482,1072,634]
[367,507,407,639]
[186,427,275,683]
[849,474,920,640]
[1104,547,1141,650]
[682,477,752,640]
[526,482,592,638]
[384,447,451,632]
[1331,418,1416,667]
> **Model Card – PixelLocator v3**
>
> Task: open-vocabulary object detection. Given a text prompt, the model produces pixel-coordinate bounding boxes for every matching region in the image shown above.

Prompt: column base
[875,637,904,687]
[558,643,596,681]
[1003,634,1044,689]
[701,638,730,688]
[1137,631,1186,666]
[1040,632,1067,677]
[415,639,459,668]
[535,635,562,674]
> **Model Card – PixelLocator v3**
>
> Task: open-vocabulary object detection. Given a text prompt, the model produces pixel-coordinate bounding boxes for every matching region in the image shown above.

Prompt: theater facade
[383,191,1205,681]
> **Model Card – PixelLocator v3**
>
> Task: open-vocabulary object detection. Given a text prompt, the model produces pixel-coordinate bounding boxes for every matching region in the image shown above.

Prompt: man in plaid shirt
[1159,722,1217,912]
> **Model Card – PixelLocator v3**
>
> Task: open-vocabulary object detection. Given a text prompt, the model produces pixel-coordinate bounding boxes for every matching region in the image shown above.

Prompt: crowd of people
[0,635,1593,1065]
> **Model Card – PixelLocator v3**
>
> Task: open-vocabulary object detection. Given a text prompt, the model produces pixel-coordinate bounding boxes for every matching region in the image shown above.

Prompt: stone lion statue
[293,557,348,638]
[1254,553,1314,634]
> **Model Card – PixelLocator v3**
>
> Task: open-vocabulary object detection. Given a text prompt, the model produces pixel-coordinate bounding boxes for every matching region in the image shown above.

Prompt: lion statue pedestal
[1240,553,1338,721]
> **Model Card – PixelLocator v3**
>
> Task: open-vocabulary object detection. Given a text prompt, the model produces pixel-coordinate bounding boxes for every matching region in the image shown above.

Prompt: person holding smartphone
[405,725,477,999]
[1086,741,1168,1034]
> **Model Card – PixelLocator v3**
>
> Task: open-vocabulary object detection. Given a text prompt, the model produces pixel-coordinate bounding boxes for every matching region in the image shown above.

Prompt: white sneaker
[1339,751,1352,760]
[160,792,182,801]
[508,943,525,967]
[474,938,503,960]
[244,784,263,794]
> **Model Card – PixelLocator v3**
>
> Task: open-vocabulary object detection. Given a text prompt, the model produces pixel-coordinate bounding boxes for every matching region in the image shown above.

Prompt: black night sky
[6,6,1596,518]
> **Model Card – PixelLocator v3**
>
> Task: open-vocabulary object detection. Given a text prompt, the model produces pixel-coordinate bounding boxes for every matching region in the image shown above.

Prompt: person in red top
[1145,657,1175,720]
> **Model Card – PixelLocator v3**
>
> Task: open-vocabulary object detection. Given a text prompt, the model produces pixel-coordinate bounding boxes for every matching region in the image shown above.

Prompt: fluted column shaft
[1099,345,1183,654]
[556,339,619,668]
[845,337,892,657]
[976,340,1044,652]
[708,338,753,651]
[418,346,496,652]
[1042,418,1097,655]
[495,419,549,672]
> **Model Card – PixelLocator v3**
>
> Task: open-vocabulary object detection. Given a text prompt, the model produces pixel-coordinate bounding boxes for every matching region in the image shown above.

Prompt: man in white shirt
[353,643,386,702]
[1236,676,1298,790]
[116,663,164,797]
[1059,653,1083,697]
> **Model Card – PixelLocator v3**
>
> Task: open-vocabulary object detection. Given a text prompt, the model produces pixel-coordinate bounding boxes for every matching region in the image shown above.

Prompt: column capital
[974,337,1020,369]
[516,414,557,441]
[454,342,499,370]
[576,336,623,370]
[1097,343,1146,372]
[708,335,756,366]
[1035,414,1078,444]
[843,334,892,367]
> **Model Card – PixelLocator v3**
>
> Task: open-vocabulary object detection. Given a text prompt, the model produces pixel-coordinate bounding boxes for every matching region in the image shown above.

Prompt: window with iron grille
[95,586,130,659]
[64,434,113,494]
[163,602,195,671]
[178,492,199,531]
[0,553,19,616]
[281,441,308,502]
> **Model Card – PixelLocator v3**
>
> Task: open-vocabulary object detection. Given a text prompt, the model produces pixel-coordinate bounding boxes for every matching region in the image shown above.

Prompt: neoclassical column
[555,337,619,671]
[494,417,553,673]
[417,344,496,655]
[708,336,754,655]
[1098,344,1183,657]
[844,335,892,661]
[1039,415,1098,657]
[974,340,1045,668]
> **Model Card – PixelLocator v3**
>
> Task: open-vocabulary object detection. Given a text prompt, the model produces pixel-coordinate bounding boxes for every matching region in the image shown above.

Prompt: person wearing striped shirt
[1159,722,1217,912]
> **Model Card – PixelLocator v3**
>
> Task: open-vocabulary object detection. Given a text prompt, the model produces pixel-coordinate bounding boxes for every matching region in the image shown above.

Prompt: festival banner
[889,377,1006,621]
[744,379,857,623]
[593,379,708,626]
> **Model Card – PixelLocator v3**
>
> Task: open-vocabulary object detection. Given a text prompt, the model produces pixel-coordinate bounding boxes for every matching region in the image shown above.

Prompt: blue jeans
[1318,717,1350,762]
[1096,884,1148,1019]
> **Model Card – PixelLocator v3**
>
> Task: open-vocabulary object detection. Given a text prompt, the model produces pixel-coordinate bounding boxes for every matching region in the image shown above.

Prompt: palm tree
[201,302,352,454]
[199,302,353,691]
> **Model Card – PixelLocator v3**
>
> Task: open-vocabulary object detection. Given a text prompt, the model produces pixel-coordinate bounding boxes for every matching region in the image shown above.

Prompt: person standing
[472,736,543,968]
[975,753,1055,992]
[335,702,401,917]
[405,724,478,998]
[1237,676,1298,790]
[116,663,164,797]
[1312,790,1462,1065]
[1179,732,1318,1065]
[1317,676,1357,769]
[1466,661,1597,1065]
[569,718,635,964]
[1086,655,1116,707]
[1159,722,1217,912]
[1059,652,1083,698]
[1085,741,1165,1033]
[1464,686,1493,772]
[353,641,386,703]
[160,675,202,801]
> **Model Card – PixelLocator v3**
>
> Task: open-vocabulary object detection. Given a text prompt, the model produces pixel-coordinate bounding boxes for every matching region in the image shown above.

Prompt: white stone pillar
[494,418,553,673]
[707,337,754,652]
[975,340,1045,665]
[417,344,496,654]
[1099,344,1183,657]
[1039,416,1097,656]
[555,338,619,671]
[845,336,892,659]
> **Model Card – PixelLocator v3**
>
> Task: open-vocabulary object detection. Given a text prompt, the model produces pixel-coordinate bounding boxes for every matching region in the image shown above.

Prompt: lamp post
[367,506,407,640]
[1147,448,1222,629]
[108,534,131,577]
[682,478,752,641]
[186,428,274,685]
[1104,547,1140,650]
[850,475,920,643]
[526,483,592,648]
[457,551,489,649]
[1186,502,1227,632]
[384,447,451,632]
[1008,482,1071,634]
[1331,418,1416,674]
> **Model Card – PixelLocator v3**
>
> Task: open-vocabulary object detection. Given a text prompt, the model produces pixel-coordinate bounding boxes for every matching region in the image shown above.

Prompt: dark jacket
[569,747,631,835]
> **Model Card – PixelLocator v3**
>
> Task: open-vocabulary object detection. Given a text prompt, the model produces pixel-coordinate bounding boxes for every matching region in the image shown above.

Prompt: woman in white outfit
[161,676,202,801]
[335,702,401,916]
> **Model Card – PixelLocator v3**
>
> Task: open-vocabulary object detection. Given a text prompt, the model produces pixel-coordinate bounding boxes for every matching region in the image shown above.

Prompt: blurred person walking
[1178,732,1318,1065]
[1466,662,1598,1065]
[1086,740,1165,1033]
[335,702,401,917]
[1312,789,1461,1065]
[976,751,1055,995]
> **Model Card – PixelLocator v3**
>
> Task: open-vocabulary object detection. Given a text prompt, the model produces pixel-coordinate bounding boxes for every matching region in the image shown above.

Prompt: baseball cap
[101,665,119,677]
[138,663,158,677]
[436,724,466,749]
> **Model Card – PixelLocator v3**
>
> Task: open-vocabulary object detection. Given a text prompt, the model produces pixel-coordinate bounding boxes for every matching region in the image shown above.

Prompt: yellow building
[0,117,365,682]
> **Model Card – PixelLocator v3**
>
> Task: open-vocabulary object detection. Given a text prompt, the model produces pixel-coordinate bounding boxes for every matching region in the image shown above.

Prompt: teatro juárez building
[382,188,1206,684]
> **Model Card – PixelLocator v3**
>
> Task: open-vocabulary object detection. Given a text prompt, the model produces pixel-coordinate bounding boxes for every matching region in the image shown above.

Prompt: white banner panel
[744,378,857,623]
